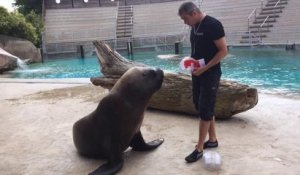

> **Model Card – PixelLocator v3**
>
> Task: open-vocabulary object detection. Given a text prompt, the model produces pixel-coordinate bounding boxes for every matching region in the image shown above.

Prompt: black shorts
[192,72,221,121]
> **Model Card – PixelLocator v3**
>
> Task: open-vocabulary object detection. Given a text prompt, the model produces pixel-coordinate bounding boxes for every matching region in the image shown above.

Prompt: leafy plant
[0,7,38,45]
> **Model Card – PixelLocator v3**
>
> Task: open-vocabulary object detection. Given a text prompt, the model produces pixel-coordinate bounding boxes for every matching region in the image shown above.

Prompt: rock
[0,35,41,63]
[0,52,17,73]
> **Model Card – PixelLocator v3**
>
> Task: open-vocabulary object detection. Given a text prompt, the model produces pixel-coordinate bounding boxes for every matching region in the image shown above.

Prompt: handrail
[248,8,257,19]
[115,2,119,40]
[258,14,270,43]
[247,8,257,32]
[260,16,269,28]
[260,0,266,9]
[130,5,133,25]
[247,32,260,45]
[196,0,204,7]
[130,5,133,36]
[274,0,281,8]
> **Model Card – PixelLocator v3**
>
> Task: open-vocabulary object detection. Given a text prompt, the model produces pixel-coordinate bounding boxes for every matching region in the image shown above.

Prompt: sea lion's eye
[149,70,156,77]
[143,70,155,78]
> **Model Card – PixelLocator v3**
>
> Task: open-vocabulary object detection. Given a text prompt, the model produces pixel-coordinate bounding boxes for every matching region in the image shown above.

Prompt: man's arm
[192,37,227,76]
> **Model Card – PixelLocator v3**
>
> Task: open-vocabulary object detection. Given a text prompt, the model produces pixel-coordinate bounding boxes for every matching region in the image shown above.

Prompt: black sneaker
[185,149,203,163]
[203,140,218,149]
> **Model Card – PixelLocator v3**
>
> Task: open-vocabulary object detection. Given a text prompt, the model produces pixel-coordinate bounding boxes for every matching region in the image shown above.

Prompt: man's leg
[208,116,217,142]
[185,118,212,163]
[185,119,209,163]
[196,119,210,151]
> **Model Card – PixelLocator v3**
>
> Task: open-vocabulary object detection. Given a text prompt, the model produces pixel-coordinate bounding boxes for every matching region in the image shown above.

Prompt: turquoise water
[3,47,300,96]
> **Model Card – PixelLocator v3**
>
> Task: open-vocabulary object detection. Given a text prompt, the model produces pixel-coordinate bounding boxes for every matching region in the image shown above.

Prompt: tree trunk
[91,41,258,119]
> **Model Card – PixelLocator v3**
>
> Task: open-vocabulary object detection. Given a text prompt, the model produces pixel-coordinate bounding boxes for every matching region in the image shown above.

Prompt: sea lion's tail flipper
[130,131,164,151]
[89,160,124,175]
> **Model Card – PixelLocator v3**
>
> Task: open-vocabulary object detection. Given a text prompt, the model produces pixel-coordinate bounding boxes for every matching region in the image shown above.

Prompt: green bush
[0,7,38,45]
[25,11,44,46]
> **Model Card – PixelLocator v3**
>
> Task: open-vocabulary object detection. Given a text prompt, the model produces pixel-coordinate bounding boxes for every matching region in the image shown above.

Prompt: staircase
[240,0,289,44]
[116,5,133,39]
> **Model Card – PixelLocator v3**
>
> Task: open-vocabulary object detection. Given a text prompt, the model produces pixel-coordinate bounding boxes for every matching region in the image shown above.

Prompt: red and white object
[180,57,205,72]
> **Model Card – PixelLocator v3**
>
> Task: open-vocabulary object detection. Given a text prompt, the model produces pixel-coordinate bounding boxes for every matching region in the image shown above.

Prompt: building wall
[44,0,184,9]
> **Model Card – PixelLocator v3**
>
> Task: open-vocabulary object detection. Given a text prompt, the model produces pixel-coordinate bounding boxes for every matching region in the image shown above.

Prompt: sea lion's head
[112,67,164,98]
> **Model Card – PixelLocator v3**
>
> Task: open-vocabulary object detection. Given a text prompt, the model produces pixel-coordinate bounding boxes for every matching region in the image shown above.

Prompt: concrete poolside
[0,78,300,175]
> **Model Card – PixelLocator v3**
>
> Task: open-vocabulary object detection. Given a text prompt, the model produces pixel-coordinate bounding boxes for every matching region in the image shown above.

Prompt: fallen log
[91,41,258,119]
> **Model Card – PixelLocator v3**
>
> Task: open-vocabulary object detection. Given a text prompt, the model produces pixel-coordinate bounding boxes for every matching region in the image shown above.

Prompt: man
[178,2,228,163]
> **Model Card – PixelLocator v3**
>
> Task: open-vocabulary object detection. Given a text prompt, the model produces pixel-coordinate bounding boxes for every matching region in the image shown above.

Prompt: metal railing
[227,28,300,46]
[245,0,286,44]
[248,8,257,32]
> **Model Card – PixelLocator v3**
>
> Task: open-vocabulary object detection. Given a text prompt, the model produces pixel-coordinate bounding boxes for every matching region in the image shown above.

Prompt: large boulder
[0,35,42,63]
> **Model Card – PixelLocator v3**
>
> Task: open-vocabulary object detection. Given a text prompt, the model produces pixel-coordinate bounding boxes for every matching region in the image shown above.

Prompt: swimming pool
[2,47,300,97]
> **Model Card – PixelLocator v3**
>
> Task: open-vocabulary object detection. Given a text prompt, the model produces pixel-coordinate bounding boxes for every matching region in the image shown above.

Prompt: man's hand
[192,67,206,76]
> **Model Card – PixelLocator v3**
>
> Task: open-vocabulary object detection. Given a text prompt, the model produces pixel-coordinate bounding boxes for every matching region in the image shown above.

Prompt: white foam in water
[157,54,179,60]
[202,151,222,171]
[16,58,28,69]
[0,47,28,69]
[10,68,51,73]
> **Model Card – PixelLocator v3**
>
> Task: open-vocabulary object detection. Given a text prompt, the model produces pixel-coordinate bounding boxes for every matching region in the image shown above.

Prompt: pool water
[3,47,300,97]
[223,48,300,96]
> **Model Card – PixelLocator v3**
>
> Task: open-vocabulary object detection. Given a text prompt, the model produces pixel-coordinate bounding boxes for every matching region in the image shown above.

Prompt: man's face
[180,11,197,26]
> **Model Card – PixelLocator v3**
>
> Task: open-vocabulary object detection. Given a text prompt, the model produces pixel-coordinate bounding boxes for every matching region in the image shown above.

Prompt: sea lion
[73,67,164,175]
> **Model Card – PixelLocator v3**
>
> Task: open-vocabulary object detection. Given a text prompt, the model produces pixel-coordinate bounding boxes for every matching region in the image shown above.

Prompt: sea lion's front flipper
[89,159,124,175]
[130,130,164,151]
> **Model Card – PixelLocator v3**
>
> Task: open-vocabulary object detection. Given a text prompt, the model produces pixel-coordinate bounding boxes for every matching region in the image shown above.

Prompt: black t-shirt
[190,15,225,74]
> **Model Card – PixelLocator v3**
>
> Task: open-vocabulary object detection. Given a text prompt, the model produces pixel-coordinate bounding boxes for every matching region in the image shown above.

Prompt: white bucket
[202,151,222,171]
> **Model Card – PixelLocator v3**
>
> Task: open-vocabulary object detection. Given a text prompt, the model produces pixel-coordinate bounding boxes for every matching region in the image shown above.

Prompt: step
[116,34,132,38]
[117,21,133,25]
[116,33,132,37]
[117,21,132,24]
[117,22,133,26]
[260,9,282,15]
[242,34,267,39]
[117,24,132,28]
[118,13,133,16]
[118,9,133,13]
[246,29,271,35]
[117,17,132,21]
[116,28,131,32]
[240,40,261,44]
[249,24,273,28]
[117,16,133,20]
[117,12,133,16]
[255,14,279,19]
[118,6,132,9]
[267,0,287,3]
[118,9,133,12]
[253,18,276,24]
[116,26,132,29]
[262,6,284,11]
[265,2,287,7]
[118,9,132,12]
[116,31,132,35]
[116,32,132,36]
[118,8,132,11]
[117,20,132,23]
[117,27,133,30]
